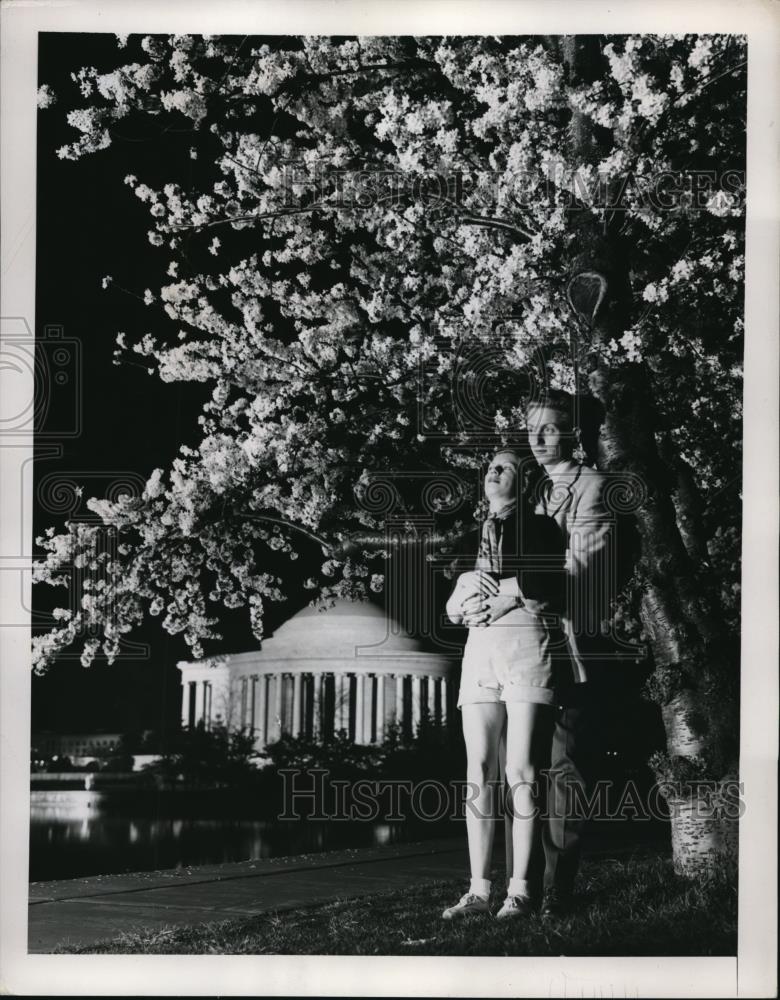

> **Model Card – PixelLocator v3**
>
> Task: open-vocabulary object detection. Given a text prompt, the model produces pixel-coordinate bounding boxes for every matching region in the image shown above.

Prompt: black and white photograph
[1,1,777,996]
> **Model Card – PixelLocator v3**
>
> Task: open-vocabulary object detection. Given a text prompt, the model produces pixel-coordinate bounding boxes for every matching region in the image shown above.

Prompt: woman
[442,447,567,920]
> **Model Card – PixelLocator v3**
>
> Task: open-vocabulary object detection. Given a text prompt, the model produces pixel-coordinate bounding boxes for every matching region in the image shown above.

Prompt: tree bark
[659,435,712,568]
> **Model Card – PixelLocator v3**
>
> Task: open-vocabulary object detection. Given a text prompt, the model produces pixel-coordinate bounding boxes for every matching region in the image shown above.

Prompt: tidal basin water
[29,791,456,882]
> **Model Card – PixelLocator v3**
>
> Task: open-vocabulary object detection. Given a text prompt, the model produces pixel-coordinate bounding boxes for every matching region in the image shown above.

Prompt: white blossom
[37,85,57,110]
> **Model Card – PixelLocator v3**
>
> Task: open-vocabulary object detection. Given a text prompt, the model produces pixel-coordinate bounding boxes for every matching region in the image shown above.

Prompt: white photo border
[1,0,777,996]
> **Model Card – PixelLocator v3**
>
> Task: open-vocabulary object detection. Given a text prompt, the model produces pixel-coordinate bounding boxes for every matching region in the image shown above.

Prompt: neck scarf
[476,502,516,575]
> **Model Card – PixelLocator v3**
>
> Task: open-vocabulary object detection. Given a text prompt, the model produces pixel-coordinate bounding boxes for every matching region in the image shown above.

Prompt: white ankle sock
[507,877,531,899]
[469,877,491,899]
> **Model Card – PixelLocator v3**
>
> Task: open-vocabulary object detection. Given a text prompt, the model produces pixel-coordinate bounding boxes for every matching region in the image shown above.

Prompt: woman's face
[484,451,519,507]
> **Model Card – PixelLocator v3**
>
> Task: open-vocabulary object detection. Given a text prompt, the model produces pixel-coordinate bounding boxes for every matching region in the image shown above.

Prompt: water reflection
[29,794,454,882]
[32,791,104,821]
[374,823,392,845]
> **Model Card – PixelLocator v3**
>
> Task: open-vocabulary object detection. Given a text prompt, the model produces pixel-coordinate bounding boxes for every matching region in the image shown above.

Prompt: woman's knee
[504,763,539,789]
[466,757,499,787]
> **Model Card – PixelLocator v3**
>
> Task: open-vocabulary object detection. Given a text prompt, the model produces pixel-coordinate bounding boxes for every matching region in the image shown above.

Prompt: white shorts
[457,606,567,708]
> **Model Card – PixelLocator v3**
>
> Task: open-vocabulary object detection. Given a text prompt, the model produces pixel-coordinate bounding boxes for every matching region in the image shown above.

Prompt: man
[526,389,621,917]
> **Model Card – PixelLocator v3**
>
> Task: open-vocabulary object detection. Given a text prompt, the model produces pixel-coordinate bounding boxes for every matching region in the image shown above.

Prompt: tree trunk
[666,788,739,878]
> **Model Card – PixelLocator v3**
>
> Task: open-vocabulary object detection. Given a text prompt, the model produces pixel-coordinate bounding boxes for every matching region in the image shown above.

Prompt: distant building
[178,599,455,751]
[31,732,123,761]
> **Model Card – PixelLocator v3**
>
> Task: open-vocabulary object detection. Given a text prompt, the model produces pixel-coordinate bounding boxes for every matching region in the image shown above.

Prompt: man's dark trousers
[541,684,605,895]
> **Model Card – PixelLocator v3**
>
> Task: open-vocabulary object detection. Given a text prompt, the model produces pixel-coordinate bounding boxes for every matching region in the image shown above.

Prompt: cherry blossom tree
[36,34,745,874]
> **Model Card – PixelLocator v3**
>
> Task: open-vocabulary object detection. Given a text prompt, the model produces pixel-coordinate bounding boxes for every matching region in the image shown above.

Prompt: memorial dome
[178,599,455,748]
[265,598,428,659]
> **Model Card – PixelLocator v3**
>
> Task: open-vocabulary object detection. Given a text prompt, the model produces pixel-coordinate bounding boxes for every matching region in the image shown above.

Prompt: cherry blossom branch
[458,212,535,240]
[373,190,538,242]
[167,205,323,231]
[671,59,747,110]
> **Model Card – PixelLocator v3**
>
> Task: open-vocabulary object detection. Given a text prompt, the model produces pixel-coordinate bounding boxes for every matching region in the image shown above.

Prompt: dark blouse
[449,504,567,616]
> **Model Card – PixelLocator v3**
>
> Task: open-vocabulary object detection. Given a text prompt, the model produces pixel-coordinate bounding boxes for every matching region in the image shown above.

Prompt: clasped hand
[455,571,517,627]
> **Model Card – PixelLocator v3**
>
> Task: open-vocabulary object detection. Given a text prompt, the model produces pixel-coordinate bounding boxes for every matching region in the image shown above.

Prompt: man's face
[484,451,519,506]
[527,406,573,468]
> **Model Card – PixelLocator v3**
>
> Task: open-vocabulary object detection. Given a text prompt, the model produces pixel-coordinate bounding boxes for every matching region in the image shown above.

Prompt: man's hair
[526,390,575,430]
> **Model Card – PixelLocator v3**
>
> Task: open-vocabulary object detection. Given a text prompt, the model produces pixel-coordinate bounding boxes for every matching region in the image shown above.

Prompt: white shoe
[495,894,535,920]
[442,892,490,920]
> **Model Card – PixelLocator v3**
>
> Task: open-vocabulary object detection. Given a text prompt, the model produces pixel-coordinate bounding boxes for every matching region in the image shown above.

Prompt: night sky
[33,34,260,738]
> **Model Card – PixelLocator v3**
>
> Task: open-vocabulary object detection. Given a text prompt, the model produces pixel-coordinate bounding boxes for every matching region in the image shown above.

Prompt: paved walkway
[29,836,471,952]
[29,835,663,952]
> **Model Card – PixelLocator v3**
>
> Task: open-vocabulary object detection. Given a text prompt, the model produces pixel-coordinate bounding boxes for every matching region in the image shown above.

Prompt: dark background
[33,33,251,737]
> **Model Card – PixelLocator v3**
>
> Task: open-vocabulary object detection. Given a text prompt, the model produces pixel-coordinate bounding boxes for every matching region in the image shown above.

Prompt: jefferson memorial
[178,600,456,750]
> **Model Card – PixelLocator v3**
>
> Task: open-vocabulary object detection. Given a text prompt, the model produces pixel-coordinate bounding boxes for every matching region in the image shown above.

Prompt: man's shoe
[540,887,572,917]
[495,894,535,921]
[442,892,490,920]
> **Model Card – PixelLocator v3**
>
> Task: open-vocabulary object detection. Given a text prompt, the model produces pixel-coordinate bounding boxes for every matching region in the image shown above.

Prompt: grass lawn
[56,853,736,957]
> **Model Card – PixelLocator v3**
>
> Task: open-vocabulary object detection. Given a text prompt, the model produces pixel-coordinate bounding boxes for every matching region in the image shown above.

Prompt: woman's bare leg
[497,719,514,882]
[461,703,505,881]
[504,702,553,885]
